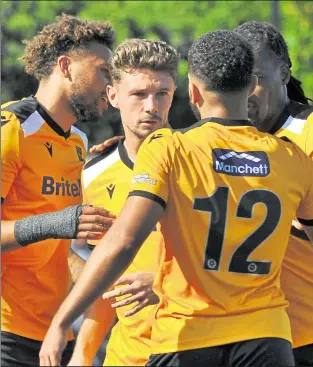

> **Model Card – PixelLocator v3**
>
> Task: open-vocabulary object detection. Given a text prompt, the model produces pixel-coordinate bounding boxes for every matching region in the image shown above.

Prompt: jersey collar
[205,117,253,127]
[179,117,252,133]
[117,117,252,168]
[32,95,71,139]
[269,103,291,135]
[118,139,134,170]
[269,101,310,135]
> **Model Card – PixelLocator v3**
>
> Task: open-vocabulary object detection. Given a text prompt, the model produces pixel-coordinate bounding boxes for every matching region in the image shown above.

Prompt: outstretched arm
[1,205,115,253]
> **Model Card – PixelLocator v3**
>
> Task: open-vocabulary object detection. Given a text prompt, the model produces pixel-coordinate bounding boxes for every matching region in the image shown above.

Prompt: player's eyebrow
[128,87,171,94]
[127,88,143,94]
[158,87,171,92]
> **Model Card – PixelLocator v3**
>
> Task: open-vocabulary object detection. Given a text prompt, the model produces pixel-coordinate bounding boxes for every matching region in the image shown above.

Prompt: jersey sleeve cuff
[128,190,166,210]
[297,218,313,226]
[290,225,310,241]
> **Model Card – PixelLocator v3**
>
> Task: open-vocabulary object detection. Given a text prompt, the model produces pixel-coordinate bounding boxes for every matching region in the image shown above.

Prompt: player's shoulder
[277,133,311,166]
[1,96,37,129]
[83,140,120,171]
[139,128,177,153]
[142,128,174,146]
[175,118,226,144]
[176,118,211,134]
[301,104,313,127]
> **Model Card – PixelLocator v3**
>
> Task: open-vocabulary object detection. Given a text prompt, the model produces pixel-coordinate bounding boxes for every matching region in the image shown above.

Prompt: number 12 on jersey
[193,187,281,275]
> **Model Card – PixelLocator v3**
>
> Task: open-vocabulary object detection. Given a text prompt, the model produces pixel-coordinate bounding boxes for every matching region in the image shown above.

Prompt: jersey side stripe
[71,125,88,151]
[83,147,120,189]
[22,110,45,138]
[282,116,306,135]
[1,96,37,124]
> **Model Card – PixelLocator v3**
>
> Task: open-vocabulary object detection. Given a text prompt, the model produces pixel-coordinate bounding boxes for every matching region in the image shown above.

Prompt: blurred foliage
[2,0,313,146]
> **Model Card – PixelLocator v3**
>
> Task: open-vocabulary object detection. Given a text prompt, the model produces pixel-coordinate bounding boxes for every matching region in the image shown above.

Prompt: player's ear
[188,75,201,105]
[58,55,72,81]
[248,75,258,97]
[280,64,291,86]
[107,84,119,109]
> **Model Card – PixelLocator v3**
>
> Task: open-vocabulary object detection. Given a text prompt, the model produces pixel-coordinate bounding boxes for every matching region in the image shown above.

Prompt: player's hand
[77,206,116,240]
[102,272,159,317]
[89,136,124,155]
[39,324,67,366]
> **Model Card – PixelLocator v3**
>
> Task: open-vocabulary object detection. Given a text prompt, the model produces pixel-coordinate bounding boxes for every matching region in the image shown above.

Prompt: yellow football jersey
[1,96,87,341]
[129,117,313,354]
[82,140,164,366]
[272,101,313,348]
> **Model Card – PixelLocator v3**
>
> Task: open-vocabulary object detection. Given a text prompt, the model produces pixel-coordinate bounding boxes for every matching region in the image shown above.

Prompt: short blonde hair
[110,38,179,82]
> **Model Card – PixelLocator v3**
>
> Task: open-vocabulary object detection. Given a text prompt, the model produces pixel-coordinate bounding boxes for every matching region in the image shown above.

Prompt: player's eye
[133,92,145,97]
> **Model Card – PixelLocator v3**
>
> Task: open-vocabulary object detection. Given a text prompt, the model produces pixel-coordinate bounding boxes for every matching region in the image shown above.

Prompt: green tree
[2,1,312,145]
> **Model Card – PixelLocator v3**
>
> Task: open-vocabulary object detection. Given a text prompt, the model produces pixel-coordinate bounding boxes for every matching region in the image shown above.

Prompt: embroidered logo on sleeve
[132,174,157,185]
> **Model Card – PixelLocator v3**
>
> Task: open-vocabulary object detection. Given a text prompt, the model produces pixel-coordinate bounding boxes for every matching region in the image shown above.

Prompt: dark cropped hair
[234,21,311,104]
[21,14,115,80]
[188,30,254,93]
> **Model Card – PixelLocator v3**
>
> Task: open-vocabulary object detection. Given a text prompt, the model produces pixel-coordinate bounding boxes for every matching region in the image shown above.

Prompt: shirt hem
[293,338,313,349]
[151,332,292,354]
[1,326,74,342]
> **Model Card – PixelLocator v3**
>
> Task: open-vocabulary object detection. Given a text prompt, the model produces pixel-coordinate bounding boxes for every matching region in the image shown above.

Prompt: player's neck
[200,102,248,121]
[266,96,290,132]
[35,81,76,133]
[199,91,249,121]
[123,135,142,163]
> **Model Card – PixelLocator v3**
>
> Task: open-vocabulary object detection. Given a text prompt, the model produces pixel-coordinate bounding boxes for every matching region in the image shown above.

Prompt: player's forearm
[1,206,84,252]
[70,298,116,365]
[1,220,22,252]
[68,248,86,284]
[52,226,139,330]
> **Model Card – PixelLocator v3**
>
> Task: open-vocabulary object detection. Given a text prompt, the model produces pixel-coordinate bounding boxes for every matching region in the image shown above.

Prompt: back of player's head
[188,30,254,93]
[109,38,179,83]
[234,21,311,104]
[21,14,115,80]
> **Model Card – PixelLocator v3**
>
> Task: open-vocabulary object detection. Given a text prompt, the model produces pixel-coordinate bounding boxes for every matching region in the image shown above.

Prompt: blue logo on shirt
[212,149,270,177]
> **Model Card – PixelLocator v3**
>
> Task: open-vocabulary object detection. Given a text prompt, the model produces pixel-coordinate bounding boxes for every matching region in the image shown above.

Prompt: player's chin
[141,122,165,134]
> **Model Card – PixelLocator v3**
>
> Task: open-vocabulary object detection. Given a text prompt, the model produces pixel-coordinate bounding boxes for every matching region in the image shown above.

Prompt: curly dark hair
[21,14,115,80]
[234,21,311,104]
[188,30,254,93]
[110,38,179,82]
